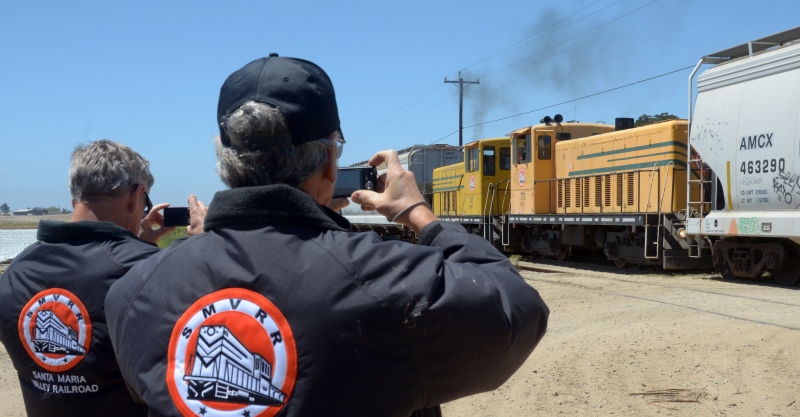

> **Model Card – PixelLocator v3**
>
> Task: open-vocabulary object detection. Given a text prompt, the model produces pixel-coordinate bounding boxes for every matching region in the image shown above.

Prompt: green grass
[157,227,189,248]
[0,222,39,230]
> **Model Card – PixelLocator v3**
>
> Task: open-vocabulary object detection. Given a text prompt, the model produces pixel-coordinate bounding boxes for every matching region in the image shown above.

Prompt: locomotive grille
[592,177,599,207]
[583,178,590,208]
[626,173,635,206]
[604,175,611,207]
[616,174,623,207]
[575,178,582,208]
[565,179,571,208]
[557,180,563,208]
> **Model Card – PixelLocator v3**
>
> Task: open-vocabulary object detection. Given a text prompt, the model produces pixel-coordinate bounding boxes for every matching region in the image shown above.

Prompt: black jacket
[105,185,549,417]
[0,221,156,417]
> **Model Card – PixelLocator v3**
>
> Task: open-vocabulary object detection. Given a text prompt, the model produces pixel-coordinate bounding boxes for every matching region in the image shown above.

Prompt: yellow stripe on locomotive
[553,120,698,215]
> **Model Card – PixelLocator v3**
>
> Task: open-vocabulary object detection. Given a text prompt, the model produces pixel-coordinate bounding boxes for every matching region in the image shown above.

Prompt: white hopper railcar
[686,26,800,285]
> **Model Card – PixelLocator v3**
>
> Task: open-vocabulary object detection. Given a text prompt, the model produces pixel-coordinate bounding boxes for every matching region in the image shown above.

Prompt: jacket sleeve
[350,221,549,407]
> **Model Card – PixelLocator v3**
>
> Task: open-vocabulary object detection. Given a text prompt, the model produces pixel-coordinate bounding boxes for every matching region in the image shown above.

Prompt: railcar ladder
[685,54,727,259]
[643,163,673,259]
[685,157,712,258]
[501,180,511,246]
[482,184,495,242]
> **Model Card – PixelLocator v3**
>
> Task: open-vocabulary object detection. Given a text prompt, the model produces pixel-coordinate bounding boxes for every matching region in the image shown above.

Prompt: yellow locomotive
[431,115,709,269]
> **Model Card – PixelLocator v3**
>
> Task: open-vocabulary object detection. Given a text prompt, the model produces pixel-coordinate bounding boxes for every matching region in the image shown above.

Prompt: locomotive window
[556,132,571,140]
[499,147,511,170]
[538,135,552,160]
[467,147,479,172]
[514,134,531,164]
[483,146,496,176]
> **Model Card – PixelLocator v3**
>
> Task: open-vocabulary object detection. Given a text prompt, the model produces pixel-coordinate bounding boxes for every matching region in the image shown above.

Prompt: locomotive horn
[554,114,563,123]
[541,116,553,125]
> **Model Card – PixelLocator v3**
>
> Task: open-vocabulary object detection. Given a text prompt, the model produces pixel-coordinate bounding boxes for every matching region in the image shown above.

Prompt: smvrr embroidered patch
[168,288,297,417]
[18,288,92,372]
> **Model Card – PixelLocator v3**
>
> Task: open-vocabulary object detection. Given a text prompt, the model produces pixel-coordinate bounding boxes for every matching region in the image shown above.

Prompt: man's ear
[323,150,337,183]
[127,185,143,215]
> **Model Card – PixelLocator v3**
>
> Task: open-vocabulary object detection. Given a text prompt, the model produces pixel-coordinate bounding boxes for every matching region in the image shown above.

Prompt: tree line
[0,203,71,215]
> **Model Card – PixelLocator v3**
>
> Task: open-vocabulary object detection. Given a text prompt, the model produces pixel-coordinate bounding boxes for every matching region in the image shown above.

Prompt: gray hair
[69,140,154,201]
[216,101,338,189]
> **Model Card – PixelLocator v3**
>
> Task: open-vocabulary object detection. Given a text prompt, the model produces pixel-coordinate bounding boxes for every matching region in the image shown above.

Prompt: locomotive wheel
[613,258,628,268]
[555,246,571,261]
[768,243,800,286]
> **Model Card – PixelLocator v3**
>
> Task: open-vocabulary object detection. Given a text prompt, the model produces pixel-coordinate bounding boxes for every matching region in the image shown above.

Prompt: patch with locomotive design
[168,288,297,417]
[18,288,92,373]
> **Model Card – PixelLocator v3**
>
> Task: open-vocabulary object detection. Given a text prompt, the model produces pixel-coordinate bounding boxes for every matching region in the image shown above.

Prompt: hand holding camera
[333,167,378,198]
[157,195,207,236]
[350,150,437,234]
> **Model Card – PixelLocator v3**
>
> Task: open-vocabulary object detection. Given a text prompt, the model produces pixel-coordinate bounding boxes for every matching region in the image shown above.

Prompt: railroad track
[517,260,800,331]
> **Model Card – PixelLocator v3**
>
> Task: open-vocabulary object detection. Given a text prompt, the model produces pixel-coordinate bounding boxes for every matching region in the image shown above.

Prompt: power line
[347,80,444,146]
[478,0,659,80]
[429,65,693,145]
[352,0,660,150]
[459,0,614,72]
[444,71,480,146]
[347,91,459,153]
[348,2,625,148]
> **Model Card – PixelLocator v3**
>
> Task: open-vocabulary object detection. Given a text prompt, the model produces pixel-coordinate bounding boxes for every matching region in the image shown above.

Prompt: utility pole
[444,71,479,147]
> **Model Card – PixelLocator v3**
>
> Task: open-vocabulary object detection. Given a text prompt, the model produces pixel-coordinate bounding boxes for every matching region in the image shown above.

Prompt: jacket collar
[37,220,148,244]
[204,184,351,232]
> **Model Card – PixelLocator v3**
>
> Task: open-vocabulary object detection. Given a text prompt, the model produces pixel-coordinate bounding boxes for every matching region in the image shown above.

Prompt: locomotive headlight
[677,228,687,239]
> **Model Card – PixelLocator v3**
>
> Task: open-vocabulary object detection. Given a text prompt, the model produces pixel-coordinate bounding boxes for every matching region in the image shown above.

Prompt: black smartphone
[163,207,190,227]
[333,167,378,198]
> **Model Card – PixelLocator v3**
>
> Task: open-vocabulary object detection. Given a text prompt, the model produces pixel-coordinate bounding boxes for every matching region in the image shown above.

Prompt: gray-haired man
[106,54,549,417]
[0,140,204,417]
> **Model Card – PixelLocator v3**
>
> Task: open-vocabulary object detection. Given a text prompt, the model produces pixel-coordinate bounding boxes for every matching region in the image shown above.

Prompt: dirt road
[443,263,800,416]
[0,262,798,416]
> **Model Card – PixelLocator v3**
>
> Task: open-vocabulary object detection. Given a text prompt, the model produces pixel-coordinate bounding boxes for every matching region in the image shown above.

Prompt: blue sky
[1,1,798,210]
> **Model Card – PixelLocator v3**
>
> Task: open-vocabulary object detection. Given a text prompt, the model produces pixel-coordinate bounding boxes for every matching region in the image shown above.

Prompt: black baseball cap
[217,53,341,147]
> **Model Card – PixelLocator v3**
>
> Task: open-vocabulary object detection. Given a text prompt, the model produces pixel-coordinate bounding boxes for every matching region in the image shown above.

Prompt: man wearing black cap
[105,54,549,417]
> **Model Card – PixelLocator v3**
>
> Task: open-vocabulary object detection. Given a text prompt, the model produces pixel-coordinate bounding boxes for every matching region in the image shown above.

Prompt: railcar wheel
[768,243,800,286]
[712,249,736,281]
[556,246,571,261]
[613,258,628,268]
[716,261,737,281]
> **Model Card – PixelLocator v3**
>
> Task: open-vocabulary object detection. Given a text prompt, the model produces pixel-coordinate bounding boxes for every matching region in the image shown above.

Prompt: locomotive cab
[432,138,510,218]
[510,117,614,215]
